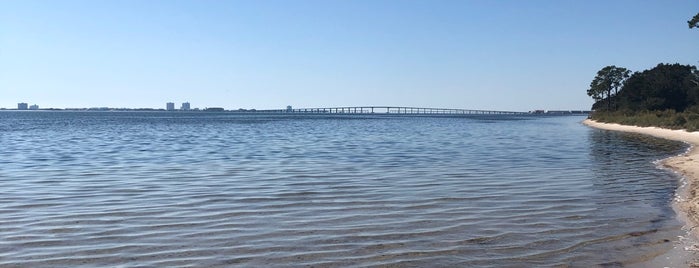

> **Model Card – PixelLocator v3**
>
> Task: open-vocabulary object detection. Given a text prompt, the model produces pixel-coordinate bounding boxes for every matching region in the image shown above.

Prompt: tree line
[588,64,699,113]
[585,11,699,130]
[588,11,699,113]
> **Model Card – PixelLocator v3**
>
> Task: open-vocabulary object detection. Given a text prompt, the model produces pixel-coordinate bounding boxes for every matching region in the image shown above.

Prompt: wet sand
[584,119,699,266]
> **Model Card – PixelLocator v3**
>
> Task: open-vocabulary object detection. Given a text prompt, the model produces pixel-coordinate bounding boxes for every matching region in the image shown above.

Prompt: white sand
[584,119,699,266]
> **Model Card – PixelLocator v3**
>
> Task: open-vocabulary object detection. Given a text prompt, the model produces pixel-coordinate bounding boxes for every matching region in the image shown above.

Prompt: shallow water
[0,112,690,267]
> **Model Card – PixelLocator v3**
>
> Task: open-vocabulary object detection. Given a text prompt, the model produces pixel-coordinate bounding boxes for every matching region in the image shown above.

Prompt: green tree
[588,66,631,110]
[689,12,699,29]
[618,63,699,112]
[586,79,606,103]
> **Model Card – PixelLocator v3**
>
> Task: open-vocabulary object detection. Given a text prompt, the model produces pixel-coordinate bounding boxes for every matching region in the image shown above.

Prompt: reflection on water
[0,112,690,267]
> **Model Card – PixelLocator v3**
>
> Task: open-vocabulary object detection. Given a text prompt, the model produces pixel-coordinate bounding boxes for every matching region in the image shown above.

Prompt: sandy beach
[584,119,699,265]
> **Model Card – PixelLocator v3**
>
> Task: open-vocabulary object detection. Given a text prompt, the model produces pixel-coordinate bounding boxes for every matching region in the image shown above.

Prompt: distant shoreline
[583,119,699,265]
[0,109,589,117]
[1,106,591,115]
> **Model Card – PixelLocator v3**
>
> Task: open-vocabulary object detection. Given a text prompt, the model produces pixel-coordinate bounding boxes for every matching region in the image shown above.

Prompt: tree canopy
[690,12,699,29]
[586,12,699,131]
[587,66,630,110]
[590,63,699,112]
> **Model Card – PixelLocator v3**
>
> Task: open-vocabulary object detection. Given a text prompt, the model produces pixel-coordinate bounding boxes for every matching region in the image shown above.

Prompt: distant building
[17,103,28,110]
[181,102,191,111]
[166,102,175,111]
[29,104,39,110]
[286,105,293,112]
[204,107,225,112]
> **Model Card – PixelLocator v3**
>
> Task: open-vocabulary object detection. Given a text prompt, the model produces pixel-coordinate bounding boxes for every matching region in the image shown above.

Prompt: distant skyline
[1,0,698,111]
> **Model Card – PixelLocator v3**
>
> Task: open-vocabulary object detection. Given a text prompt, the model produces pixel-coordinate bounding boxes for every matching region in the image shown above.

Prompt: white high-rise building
[166,102,175,111]
[29,104,39,110]
[17,103,28,110]
[181,102,191,111]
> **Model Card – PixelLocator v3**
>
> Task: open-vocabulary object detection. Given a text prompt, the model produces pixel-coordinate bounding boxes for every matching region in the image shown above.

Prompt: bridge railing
[252,106,528,115]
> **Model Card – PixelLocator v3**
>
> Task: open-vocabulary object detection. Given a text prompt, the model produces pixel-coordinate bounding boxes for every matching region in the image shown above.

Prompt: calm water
[0,112,690,267]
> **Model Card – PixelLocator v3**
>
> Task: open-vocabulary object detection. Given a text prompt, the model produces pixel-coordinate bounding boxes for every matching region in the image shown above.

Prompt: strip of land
[583,119,699,231]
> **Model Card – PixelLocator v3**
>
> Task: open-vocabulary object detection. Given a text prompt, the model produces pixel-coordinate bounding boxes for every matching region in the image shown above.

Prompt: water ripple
[0,112,689,266]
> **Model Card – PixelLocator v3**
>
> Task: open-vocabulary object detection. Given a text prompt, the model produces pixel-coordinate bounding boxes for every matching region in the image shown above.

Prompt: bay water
[0,112,691,267]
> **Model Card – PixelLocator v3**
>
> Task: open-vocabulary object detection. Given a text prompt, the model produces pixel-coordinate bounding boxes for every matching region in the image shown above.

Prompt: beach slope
[583,119,699,229]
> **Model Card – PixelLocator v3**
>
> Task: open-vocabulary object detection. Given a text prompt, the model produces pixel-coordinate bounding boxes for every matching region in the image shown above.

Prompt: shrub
[590,110,699,132]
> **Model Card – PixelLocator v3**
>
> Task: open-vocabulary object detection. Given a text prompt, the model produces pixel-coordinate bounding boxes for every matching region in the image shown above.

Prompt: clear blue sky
[1,0,698,111]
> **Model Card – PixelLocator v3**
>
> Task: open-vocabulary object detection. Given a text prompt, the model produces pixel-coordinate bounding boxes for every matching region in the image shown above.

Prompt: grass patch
[590,109,699,132]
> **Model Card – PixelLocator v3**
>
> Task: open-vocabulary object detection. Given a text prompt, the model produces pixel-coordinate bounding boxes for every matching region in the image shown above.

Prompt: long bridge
[233,106,589,117]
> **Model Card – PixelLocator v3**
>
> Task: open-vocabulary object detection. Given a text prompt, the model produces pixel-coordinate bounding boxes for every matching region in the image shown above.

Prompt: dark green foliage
[587,66,631,111]
[690,12,699,29]
[616,63,699,112]
[585,11,699,131]
[589,63,699,131]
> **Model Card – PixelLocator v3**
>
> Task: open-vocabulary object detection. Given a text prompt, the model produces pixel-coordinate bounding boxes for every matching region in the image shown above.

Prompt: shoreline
[583,119,699,266]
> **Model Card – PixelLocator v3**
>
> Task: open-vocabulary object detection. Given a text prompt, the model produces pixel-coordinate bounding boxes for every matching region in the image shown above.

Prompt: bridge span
[241,106,587,117]
[278,106,526,115]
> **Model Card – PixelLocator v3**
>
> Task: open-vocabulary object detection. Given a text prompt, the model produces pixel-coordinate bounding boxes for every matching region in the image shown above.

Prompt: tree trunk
[613,86,618,110]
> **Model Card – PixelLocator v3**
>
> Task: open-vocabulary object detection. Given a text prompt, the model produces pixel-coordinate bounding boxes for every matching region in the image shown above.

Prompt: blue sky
[1,0,698,111]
